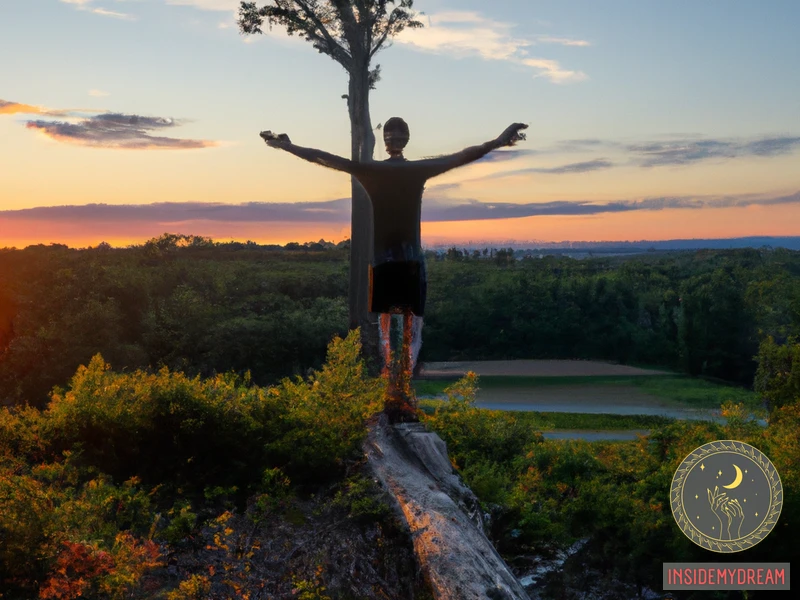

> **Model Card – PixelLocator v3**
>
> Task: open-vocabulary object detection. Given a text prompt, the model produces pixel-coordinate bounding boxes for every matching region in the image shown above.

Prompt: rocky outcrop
[365,414,530,600]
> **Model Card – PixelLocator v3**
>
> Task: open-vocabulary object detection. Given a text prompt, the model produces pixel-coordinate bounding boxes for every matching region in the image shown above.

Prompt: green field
[414,374,761,410]
[416,398,670,431]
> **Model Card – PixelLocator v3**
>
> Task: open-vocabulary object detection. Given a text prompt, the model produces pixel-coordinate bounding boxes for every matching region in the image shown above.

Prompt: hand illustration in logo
[722,498,745,540]
[708,486,745,540]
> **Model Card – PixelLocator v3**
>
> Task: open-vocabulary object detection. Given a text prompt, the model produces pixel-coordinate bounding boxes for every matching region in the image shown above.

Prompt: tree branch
[294,0,352,65]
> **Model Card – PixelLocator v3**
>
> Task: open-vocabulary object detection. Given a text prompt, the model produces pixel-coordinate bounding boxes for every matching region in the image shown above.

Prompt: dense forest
[1,235,800,598]
[2,234,799,408]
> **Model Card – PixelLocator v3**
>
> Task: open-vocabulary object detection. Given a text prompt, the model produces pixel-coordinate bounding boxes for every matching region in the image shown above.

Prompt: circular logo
[670,440,782,553]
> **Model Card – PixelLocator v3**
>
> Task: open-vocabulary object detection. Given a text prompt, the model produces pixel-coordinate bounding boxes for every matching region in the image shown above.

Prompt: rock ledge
[365,414,530,600]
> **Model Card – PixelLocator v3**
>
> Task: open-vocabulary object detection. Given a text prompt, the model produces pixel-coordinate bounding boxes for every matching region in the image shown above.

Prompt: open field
[414,362,765,438]
[414,373,761,411]
[419,359,671,378]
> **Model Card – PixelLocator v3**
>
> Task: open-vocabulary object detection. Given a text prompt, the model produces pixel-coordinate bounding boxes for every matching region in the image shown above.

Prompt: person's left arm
[416,123,528,178]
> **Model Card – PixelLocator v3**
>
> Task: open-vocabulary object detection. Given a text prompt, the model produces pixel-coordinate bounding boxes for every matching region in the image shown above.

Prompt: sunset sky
[2,0,799,248]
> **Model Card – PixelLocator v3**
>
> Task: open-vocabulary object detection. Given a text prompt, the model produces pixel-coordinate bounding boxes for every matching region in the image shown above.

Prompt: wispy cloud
[628,136,800,167]
[0,99,72,117]
[25,113,217,149]
[1,200,352,223]
[536,36,591,47]
[89,89,110,97]
[428,159,614,193]
[60,0,136,20]
[396,10,588,83]
[473,149,538,163]
[420,190,800,221]
[497,158,614,176]
[164,0,237,10]
[4,191,798,228]
[480,134,800,170]
[2,98,217,149]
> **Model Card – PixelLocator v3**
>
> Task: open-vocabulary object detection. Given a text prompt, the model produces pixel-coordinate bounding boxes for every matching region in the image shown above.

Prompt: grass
[413,374,761,410]
[416,398,670,431]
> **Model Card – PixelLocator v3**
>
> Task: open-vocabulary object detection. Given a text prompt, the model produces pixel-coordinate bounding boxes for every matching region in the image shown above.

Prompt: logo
[670,440,783,553]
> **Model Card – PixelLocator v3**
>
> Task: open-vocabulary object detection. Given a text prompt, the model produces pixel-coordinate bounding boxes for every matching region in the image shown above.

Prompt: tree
[754,336,800,412]
[238,1,423,371]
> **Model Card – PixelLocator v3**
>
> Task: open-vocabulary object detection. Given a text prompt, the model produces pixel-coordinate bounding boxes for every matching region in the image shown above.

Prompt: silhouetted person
[261,119,527,420]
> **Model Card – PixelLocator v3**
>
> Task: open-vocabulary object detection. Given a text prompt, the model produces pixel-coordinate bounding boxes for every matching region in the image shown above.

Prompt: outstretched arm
[259,131,358,174]
[418,123,528,178]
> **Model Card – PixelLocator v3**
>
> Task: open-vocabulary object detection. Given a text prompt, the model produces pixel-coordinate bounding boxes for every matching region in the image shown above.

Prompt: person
[260,119,528,419]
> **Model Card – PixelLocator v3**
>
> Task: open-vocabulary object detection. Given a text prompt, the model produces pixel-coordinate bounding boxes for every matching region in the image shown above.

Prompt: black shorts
[369,260,427,316]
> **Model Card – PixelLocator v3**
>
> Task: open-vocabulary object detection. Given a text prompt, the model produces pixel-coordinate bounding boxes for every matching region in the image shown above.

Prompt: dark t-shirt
[352,158,434,264]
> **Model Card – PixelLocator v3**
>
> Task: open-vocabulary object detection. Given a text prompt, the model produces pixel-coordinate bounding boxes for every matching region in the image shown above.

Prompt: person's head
[383,117,409,157]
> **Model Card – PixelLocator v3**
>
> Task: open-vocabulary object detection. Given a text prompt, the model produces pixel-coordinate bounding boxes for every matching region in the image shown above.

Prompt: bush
[40,329,382,499]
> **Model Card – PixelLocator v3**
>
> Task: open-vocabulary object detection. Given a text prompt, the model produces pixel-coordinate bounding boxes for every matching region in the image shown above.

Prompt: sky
[1,0,799,248]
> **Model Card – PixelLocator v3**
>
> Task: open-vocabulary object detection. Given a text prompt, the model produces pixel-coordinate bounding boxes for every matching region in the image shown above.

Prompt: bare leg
[384,310,418,423]
[401,309,415,408]
[379,312,392,376]
[409,315,423,374]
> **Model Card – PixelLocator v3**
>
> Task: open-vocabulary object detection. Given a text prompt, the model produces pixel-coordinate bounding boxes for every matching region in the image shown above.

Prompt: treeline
[424,247,800,384]
[2,234,800,407]
[0,235,350,407]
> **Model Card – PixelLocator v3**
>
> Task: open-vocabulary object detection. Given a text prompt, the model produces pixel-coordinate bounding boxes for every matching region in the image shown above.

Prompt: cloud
[628,136,800,167]
[24,112,217,149]
[1,200,353,224]
[429,159,614,192]
[474,149,538,163]
[515,159,614,175]
[89,89,110,97]
[396,10,587,83]
[536,36,591,47]
[492,134,800,168]
[92,7,135,20]
[60,0,136,20]
[5,192,798,231]
[520,58,587,83]
[0,99,74,117]
[1,100,47,115]
[164,0,237,10]
[420,190,800,221]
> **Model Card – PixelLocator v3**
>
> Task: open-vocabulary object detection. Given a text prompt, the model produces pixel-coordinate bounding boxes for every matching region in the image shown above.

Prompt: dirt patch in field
[419,360,670,378]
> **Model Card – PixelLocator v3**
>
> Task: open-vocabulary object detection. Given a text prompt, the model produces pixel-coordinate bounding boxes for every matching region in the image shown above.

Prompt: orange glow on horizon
[1,204,799,249]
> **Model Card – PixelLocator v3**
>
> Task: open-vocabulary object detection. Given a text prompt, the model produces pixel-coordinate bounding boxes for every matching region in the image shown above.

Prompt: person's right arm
[260,131,359,174]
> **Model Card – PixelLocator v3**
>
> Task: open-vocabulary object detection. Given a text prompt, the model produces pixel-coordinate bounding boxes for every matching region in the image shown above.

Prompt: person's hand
[496,123,528,147]
[259,130,291,147]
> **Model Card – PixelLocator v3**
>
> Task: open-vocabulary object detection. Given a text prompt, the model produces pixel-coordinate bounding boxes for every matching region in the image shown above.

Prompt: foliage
[754,335,800,412]
[165,574,211,600]
[0,330,384,598]
[331,474,392,524]
[0,455,160,598]
[2,244,800,407]
[425,372,800,596]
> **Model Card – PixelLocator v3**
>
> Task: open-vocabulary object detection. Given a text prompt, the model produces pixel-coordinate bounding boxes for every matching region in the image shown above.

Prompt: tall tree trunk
[348,68,380,374]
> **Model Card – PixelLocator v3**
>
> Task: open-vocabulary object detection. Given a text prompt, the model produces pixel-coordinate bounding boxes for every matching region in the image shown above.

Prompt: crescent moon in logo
[723,464,743,489]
